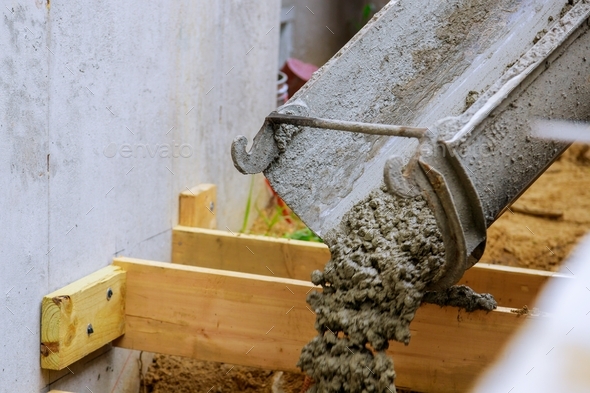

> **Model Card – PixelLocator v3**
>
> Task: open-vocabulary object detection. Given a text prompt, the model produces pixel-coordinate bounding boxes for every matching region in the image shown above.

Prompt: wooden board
[112,257,532,393]
[41,265,126,370]
[171,226,565,308]
[178,184,217,229]
[113,257,316,372]
[392,305,528,392]
[460,262,567,308]
[172,226,330,282]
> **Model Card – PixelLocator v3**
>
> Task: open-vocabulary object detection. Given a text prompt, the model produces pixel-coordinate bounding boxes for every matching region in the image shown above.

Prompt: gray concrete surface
[266,0,569,238]
[0,0,279,391]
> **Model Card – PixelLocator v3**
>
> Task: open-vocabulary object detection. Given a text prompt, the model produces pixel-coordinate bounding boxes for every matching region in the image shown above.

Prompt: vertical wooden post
[178,184,217,229]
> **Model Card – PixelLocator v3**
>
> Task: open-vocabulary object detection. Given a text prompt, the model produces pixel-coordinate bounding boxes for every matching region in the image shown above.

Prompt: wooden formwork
[42,184,565,393]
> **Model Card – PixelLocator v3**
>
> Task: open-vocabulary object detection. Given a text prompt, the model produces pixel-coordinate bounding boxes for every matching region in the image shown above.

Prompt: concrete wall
[0,0,279,391]
[280,0,364,67]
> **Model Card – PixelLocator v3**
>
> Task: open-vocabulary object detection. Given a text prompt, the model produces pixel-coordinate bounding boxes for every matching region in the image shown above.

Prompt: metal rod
[266,112,427,138]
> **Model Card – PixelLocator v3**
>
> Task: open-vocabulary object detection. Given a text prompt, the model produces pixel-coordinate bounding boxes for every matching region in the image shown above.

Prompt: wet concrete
[422,285,496,312]
[299,186,446,392]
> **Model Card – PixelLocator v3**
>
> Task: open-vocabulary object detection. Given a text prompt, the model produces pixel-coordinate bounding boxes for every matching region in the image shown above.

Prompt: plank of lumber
[112,257,532,393]
[179,184,217,229]
[392,305,529,392]
[171,226,565,307]
[41,266,126,370]
[460,263,568,308]
[113,257,315,372]
[172,226,330,282]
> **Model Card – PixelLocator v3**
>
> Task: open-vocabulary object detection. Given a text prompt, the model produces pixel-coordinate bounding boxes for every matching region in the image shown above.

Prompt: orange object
[300,375,314,393]
[281,58,319,98]
[265,178,292,224]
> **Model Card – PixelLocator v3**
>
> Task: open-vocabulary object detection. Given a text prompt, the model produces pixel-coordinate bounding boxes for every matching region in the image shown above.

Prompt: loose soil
[143,144,590,393]
[481,144,590,271]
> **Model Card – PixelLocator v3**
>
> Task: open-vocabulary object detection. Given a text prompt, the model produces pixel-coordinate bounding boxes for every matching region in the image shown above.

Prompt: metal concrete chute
[232,0,590,290]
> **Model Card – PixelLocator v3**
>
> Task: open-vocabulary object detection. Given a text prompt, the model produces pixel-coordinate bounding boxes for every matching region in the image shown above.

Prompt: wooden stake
[179,184,217,229]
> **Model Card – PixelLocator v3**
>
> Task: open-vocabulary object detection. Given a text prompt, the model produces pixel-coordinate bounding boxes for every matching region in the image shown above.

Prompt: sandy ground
[481,144,590,271]
[142,144,590,393]
[142,357,304,393]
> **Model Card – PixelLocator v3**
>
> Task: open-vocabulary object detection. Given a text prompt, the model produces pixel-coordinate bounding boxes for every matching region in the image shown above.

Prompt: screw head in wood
[106,287,113,301]
[87,324,94,335]
[209,201,215,212]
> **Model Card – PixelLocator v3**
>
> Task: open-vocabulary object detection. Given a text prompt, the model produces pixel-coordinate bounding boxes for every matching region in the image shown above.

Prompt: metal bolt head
[106,287,113,301]
[209,201,215,212]
[87,324,94,335]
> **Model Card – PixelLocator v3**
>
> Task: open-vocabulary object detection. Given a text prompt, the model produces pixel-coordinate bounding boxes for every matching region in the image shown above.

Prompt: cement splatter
[274,123,300,153]
[559,0,580,19]
[422,285,496,312]
[465,90,480,110]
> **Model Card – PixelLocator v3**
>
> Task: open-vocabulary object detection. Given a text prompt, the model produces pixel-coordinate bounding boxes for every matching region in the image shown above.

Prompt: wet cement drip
[298,185,495,392]
[422,285,496,312]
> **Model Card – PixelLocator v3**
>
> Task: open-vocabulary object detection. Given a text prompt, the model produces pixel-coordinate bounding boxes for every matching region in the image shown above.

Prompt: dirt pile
[142,355,304,393]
